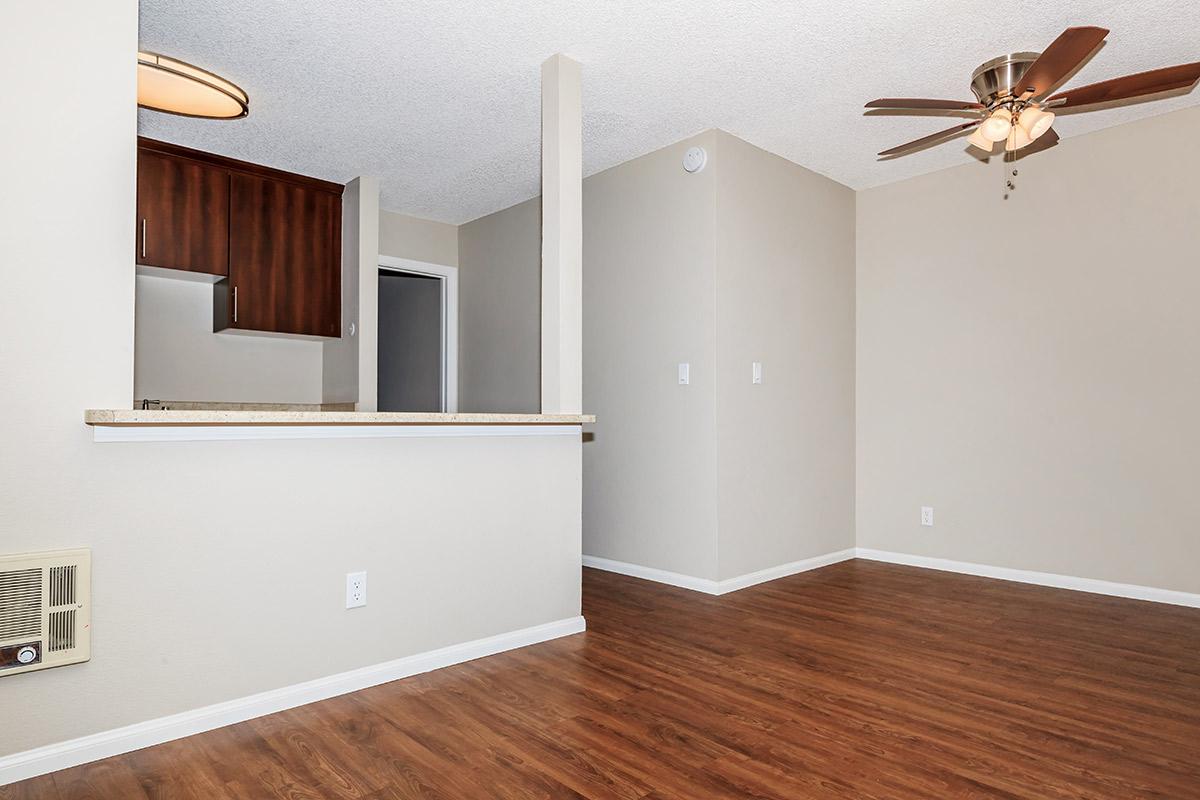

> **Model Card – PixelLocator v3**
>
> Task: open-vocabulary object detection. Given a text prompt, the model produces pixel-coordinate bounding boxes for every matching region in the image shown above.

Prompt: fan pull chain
[1003,136,1018,200]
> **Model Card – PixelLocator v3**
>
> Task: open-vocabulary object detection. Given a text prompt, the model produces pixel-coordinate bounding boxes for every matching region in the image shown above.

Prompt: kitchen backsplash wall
[134,274,325,404]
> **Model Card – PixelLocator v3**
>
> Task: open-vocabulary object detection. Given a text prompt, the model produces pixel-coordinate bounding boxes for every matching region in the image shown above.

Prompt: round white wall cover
[349,322,357,337]
[683,146,708,173]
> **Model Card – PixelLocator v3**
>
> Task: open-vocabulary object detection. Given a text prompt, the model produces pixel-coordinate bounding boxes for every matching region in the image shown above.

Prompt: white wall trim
[716,549,857,594]
[582,548,857,596]
[855,548,1200,609]
[92,424,581,443]
[582,556,719,593]
[378,255,459,413]
[583,548,1200,608]
[0,615,585,787]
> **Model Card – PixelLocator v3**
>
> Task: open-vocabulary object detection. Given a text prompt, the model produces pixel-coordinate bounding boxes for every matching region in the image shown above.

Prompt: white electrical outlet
[921,506,934,527]
[346,571,367,608]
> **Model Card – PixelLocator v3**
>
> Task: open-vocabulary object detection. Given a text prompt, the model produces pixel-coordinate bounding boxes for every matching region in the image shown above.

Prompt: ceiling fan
[866,26,1200,158]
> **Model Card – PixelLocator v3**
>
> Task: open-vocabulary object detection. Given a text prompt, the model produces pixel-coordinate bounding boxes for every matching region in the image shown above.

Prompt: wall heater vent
[0,568,41,640]
[50,565,77,606]
[49,609,77,652]
[0,549,90,676]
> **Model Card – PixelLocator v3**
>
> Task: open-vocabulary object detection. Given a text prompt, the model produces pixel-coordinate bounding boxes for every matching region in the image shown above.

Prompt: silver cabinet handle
[140,219,146,258]
[233,286,238,323]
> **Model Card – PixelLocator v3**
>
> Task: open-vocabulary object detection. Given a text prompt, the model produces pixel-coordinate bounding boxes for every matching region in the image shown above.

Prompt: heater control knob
[16,646,37,664]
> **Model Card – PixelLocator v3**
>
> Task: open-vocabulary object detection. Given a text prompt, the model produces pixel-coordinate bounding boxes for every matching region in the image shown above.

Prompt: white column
[540,54,583,414]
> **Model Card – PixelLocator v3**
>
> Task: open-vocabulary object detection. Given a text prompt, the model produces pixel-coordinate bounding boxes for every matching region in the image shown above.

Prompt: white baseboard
[0,615,586,787]
[715,549,857,593]
[583,547,1200,609]
[855,548,1200,609]
[581,556,719,593]
[582,548,857,596]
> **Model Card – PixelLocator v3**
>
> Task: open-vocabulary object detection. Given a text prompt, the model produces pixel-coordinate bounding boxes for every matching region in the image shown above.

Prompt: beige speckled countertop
[85,410,594,426]
[135,400,357,412]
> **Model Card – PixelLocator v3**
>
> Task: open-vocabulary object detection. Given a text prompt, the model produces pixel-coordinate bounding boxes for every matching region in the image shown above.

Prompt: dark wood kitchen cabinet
[218,173,342,337]
[136,148,229,276]
[136,137,343,338]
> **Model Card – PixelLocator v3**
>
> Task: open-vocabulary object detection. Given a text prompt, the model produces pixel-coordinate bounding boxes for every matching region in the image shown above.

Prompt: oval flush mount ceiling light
[137,51,248,119]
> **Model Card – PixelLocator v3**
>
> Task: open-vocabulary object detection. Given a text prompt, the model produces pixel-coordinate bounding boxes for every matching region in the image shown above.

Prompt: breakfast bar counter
[84,410,595,441]
[86,410,594,426]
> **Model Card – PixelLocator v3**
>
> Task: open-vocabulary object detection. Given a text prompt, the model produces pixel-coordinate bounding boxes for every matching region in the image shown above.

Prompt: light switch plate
[678,363,690,385]
[752,362,763,385]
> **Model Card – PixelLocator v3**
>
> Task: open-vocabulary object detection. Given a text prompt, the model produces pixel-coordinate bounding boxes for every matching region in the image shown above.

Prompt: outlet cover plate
[346,571,367,608]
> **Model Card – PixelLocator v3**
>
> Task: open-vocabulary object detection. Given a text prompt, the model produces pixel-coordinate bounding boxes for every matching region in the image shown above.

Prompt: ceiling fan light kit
[966,126,994,153]
[1019,106,1055,139]
[1006,121,1033,152]
[865,26,1200,161]
[980,107,1013,142]
[973,104,1054,153]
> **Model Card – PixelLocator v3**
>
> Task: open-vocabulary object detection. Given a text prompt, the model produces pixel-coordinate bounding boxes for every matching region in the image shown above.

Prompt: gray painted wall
[857,106,1200,594]
[456,197,543,413]
[583,132,723,579]
[135,274,324,404]
[322,177,378,405]
[713,131,856,579]
[379,209,459,267]
[467,131,857,582]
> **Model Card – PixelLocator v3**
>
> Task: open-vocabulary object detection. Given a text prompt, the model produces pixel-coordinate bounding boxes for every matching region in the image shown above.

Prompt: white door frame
[377,255,458,413]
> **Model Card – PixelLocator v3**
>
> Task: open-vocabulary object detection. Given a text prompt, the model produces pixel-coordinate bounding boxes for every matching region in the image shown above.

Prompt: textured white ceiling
[138,0,1200,224]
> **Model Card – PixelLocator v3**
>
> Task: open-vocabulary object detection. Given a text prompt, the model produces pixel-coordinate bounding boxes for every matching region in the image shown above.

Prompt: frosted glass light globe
[967,127,994,152]
[1007,124,1033,151]
[1019,107,1056,141]
[981,108,1013,142]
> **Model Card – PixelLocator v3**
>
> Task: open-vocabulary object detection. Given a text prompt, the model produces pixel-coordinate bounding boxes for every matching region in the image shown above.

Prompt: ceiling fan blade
[1017,26,1109,97]
[865,98,984,111]
[877,121,981,158]
[1047,62,1200,108]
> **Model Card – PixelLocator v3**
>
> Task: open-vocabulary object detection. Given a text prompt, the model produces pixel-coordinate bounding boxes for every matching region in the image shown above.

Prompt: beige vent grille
[49,609,76,652]
[50,565,76,606]
[0,568,42,640]
[1,549,90,677]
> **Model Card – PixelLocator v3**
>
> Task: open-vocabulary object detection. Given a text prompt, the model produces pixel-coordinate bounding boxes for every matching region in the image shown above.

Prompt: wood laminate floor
[5,561,1200,799]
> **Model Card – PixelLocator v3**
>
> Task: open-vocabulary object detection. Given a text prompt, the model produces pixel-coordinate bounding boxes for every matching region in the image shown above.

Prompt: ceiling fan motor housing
[970,52,1041,106]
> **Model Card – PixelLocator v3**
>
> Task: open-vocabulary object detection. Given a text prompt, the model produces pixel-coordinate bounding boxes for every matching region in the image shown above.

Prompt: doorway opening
[377,256,458,412]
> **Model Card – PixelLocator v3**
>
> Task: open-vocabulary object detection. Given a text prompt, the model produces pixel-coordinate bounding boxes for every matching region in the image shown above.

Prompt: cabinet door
[136,150,229,276]
[226,174,341,337]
